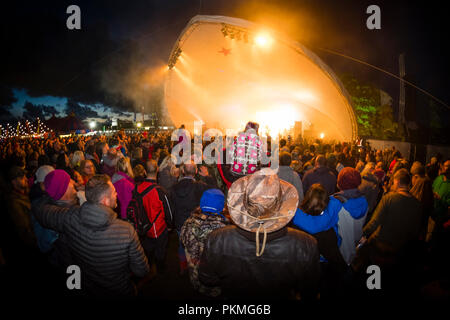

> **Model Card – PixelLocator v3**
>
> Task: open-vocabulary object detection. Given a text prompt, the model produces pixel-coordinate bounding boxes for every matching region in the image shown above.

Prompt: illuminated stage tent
[164,15,358,141]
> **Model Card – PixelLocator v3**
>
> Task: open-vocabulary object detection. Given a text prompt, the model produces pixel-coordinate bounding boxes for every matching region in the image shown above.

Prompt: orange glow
[255,104,302,136]
[254,32,273,47]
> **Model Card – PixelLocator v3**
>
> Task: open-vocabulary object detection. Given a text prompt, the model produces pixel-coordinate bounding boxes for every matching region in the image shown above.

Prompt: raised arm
[292,197,341,234]
[31,196,76,233]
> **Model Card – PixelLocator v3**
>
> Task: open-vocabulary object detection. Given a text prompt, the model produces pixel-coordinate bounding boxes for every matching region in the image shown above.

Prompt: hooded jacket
[198,225,320,299]
[292,197,346,267]
[32,196,149,296]
[112,171,134,219]
[333,189,368,265]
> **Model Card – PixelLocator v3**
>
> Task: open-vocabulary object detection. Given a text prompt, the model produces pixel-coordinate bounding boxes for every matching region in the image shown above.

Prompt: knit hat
[200,189,225,214]
[35,165,55,184]
[44,169,71,201]
[337,167,362,190]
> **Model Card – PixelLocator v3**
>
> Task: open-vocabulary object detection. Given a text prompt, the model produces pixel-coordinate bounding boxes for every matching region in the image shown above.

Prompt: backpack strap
[138,183,162,226]
[138,183,158,198]
[149,209,162,226]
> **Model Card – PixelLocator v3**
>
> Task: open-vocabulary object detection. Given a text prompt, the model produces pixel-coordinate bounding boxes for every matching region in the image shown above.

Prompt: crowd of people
[0,122,449,301]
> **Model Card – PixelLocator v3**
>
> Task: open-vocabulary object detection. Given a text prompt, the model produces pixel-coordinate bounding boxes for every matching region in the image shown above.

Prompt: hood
[343,197,368,219]
[111,171,133,184]
[79,202,116,230]
[334,189,368,219]
[335,188,363,199]
[111,173,124,184]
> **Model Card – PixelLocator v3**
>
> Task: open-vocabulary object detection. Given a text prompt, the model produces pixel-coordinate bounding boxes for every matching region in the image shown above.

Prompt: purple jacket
[112,172,135,219]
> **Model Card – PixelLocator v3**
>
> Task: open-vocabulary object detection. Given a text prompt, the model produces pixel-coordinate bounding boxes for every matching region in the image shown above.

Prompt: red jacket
[137,179,172,238]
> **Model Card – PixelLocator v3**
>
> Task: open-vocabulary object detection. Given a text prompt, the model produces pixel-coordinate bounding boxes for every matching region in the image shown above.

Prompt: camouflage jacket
[180,207,229,297]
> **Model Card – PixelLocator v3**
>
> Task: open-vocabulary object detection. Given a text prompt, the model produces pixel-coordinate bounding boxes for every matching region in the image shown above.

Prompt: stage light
[320,133,325,139]
[221,25,228,37]
[137,122,142,128]
[254,32,273,47]
[90,121,96,129]
[168,47,182,70]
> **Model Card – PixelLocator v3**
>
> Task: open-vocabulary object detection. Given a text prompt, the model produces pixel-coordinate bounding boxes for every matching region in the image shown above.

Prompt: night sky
[1,0,448,126]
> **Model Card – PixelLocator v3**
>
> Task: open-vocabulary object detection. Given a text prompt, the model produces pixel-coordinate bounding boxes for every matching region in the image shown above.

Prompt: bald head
[394,168,411,188]
[145,159,158,178]
[182,161,197,177]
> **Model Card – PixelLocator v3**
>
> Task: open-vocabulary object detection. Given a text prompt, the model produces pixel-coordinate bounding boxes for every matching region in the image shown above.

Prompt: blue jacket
[31,214,59,253]
[293,196,342,245]
[333,189,368,219]
[333,189,369,265]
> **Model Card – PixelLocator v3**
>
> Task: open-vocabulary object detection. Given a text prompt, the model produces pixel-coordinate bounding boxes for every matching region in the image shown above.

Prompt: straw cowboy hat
[227,168,299,256]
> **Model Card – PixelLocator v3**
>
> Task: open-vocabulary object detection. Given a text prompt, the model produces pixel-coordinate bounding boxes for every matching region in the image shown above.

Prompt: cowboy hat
[227,168,299,256]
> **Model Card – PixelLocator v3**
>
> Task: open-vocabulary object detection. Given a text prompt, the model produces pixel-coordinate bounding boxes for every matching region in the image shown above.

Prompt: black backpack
[127,184,161,237]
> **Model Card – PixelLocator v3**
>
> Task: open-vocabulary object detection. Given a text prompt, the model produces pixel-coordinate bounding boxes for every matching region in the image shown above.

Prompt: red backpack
[126,184,161,238]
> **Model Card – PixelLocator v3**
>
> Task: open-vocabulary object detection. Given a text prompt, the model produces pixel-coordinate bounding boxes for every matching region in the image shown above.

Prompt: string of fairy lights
[0,117,53,139]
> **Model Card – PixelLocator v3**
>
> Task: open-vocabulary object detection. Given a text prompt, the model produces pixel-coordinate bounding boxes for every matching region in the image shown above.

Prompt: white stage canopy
[164,15,357,141]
